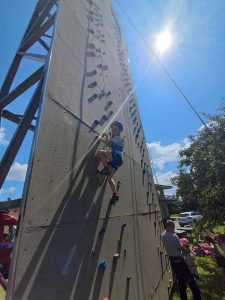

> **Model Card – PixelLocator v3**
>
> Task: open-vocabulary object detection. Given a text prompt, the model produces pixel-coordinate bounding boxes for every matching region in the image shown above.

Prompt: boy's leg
[98,150,112,175]
[98,150,112,167]
[107,169,117,195]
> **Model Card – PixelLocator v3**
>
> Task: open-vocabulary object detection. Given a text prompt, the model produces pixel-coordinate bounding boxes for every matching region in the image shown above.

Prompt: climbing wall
[7,0,171,299]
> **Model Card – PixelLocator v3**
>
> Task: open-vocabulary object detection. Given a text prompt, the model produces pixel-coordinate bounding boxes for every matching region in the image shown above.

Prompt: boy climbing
[98,120,124,203]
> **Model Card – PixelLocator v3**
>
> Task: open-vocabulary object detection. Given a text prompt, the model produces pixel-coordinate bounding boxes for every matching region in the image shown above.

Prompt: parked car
[178,211,202,227]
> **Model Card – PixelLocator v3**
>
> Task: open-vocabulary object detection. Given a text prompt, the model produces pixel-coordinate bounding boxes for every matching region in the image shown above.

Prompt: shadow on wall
[14,136,112,300]
[11,0,116,298]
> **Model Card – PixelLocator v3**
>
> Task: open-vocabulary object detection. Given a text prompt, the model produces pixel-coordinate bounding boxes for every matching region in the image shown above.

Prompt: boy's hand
[98,136,113,147]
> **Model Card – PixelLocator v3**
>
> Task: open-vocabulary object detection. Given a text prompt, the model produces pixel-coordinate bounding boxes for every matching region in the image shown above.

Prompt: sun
[155,28,172,54]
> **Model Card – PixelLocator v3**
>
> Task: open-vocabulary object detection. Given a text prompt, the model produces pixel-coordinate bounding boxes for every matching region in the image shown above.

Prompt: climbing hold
[86,51,96,57]
[121,223,126,229]
[104,100,113,111]
[98,90,106,100]
[99,115,108,125]
[85,70,97,77]
[102,65,108,71]
[113,253,120,259]
[87,43,95,49]
[87,81,97,88]
[98,260,107,270]
[127,275,131,281]
[88,93,98,103]
[116,181,121,193]
[97,63,102,69]
[107,110,113,118]
[91,249,96,255]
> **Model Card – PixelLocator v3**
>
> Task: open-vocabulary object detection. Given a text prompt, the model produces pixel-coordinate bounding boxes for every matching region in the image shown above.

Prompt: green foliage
[172,104,225,228]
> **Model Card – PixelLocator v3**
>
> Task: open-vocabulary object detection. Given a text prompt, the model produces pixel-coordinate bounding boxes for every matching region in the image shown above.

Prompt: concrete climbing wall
[7,0,172,299]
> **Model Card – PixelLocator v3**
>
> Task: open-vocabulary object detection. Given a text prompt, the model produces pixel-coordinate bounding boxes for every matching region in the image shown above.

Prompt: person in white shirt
[162,220,202,300]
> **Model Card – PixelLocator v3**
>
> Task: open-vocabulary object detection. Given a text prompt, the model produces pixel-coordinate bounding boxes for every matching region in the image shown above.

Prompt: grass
[0,287,5,300]
[172,256,225,300]
[213,224,225,234]
[170,214,178,220]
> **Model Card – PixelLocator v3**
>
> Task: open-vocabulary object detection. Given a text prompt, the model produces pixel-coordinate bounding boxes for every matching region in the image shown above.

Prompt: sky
[1,0,225,200]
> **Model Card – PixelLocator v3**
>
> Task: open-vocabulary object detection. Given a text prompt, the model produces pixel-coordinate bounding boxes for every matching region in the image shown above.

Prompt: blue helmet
[111,120,123,131]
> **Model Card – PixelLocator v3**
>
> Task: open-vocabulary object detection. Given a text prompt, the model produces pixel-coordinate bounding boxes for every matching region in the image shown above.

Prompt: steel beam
[1,110,35,132]
[0,66,44,109]
[0,79,44,189]
[20,12,56,52]
[0,0,58,189]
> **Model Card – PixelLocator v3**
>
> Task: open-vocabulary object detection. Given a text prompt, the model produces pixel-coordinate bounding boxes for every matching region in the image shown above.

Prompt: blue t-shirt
[111,135,124,157]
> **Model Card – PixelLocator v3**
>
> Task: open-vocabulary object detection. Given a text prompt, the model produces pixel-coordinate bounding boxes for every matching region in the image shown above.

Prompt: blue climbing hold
[98,260,107,270]
[121,223,126,229]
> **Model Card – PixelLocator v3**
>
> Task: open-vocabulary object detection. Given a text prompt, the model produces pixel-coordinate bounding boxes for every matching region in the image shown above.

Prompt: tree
[172,104,225,228]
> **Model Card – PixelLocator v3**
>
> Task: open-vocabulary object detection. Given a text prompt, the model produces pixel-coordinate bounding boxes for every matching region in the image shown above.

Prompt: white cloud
[0,186,16,195]
[198,121,217,132]
[8,186,16,194]
[7,162,28,182]
[147,138,191,170]
[0,127,9,146]
[147,141,181,169]
[182,137,191,149]
[155,171,177,195]
[156,171,177,186]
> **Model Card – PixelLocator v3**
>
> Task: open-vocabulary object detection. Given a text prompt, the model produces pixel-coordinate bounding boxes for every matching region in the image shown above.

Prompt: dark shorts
[108,152,123,170]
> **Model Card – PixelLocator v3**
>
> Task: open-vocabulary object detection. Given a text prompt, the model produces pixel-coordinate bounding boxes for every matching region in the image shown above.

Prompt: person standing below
[180,238,200,281]
[162,220,202,300]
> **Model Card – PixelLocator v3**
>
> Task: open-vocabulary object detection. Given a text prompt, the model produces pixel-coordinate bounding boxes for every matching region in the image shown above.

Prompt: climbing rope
[114,0,209,129]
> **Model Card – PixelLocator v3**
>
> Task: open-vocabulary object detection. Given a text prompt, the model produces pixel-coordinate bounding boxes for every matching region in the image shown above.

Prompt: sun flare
[155,28,172,54]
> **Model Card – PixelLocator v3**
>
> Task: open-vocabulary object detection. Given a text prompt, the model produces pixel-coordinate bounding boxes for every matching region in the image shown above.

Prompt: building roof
[155,184,173,190]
